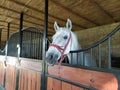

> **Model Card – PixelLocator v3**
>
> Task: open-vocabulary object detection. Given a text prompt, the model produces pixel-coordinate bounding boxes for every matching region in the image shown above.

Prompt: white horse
[46,19,96,67]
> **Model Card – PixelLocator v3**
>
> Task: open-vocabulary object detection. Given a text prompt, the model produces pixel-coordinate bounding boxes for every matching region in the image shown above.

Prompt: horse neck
[67,32,82,64]
[70,32,81,50]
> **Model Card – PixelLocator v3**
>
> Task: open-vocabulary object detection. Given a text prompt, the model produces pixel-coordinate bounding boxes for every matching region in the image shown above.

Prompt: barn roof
[0,0,120,42]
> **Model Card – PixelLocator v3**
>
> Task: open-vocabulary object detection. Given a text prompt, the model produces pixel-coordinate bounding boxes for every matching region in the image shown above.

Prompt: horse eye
[63,35,68,39]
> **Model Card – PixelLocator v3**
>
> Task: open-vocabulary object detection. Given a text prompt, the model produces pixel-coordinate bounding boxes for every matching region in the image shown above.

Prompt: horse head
[46,19,73,66]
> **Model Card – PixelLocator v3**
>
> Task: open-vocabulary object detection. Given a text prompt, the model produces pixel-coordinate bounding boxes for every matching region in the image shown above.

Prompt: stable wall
[75,23,120,67]
[75,22,120,55]
[75,22,120,49]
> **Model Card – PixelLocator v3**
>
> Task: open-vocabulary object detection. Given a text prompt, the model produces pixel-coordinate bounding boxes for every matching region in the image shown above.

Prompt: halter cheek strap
[49,33,72,64]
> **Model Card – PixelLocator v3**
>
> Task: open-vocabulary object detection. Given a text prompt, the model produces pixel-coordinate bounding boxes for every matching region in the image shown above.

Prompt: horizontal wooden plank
[47,77,85,90]
[0,55,42,71]
[20,59,42,72]
[48,65,118,90]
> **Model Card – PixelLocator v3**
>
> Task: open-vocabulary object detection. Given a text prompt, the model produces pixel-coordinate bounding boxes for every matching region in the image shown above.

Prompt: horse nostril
[46,53,54,60]
[46,53,59,61]
[50,54,53,60]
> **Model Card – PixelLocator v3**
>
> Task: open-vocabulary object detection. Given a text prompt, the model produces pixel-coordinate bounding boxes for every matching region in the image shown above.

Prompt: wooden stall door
[5,64,16,90]
[47,65,119,90]
[18,69,41,90]
[0,62,4,85]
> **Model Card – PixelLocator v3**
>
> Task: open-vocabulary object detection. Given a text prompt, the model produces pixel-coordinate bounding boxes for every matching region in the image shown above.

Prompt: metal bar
[19,12,24,57]
[28,32,30,57]
[71,53,73,64]
[47,74,97,90]
[15,12,24,90]
[3,66,6,87]
[3,22,10,89]
[38,33,40,59]
[0,28,2,49]
[108,37,111,69]
[77,52,79,64]
[40,39,43,59]
[28,32,30,58]
[65,57,67,64]
[83,52,85,66]
[38,34,40,59]
[7,22,10,40]
[34,33,36,59]
[30,32,32,58]
[33,33,35,59]
[15,68,19,90]
[41,0,48,90]
[90,48,93,65]
[98,44,101,68]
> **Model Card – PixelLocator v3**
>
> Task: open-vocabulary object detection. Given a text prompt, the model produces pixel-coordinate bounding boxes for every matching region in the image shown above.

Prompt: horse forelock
[53,28,71,39]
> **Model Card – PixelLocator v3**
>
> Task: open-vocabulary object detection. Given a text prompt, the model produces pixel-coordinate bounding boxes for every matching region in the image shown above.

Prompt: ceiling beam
[1,21,54,35]
[0,5,53,25]
[8,0,86,29]
[0,19,20,28]
[0,24,54,35]
[0,24,19,29]
[50,0,100,26]
[92,0,116,22]
[0,13,54,30]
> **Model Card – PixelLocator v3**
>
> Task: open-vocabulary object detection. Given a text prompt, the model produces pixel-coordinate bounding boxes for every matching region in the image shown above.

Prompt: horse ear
[66,19,72,30]
[54,21,59,32]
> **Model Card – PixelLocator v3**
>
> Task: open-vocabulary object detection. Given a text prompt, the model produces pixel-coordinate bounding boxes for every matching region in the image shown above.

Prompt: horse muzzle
[45,52,59,66]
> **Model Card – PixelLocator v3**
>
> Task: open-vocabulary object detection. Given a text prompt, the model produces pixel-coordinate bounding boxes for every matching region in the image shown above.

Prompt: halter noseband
[49,33,72,64]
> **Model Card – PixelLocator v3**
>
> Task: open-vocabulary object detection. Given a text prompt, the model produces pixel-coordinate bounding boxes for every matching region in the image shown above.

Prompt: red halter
[49,33,72,64]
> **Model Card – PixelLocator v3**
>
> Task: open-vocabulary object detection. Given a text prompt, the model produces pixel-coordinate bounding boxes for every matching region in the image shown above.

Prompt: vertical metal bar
[3,22,10,87]
[98,44,101,68]
[83,52,85,66]
[5,22,10,57]
[28,32,30,57]
[30,32,32,58]
[0,28,2,48]
[15,12,24,90]
[65,57,67,64]
[77,52,79,64]
[28,32,30,58]
[71,53,73,64]
[41,0,48,90]
[33,33,34,59]
[7,22,10,40]
[19,12,24,57]
[38,34,40,59]
[15,68,19,90]
[108,37,111,69]
[35,33,37,59]
[34,33,36,59]
[40,33,42,59]
[90,48,93,65]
